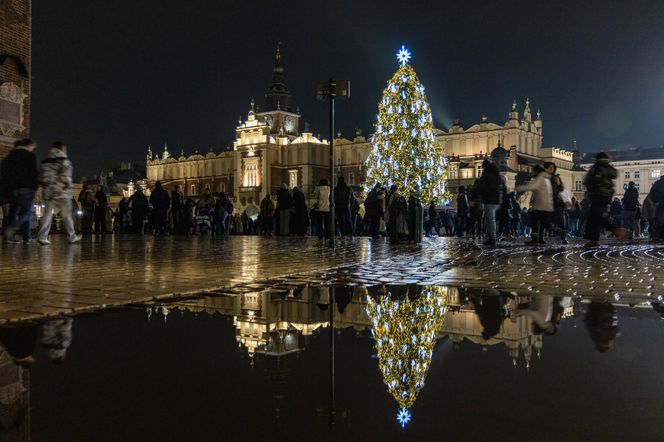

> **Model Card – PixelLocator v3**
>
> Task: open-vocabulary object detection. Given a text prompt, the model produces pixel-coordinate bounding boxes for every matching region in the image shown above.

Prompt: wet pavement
[0,235,663,323]
[1,284,663,441]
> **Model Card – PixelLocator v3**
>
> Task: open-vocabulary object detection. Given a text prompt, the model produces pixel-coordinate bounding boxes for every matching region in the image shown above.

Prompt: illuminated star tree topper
[366,46,450,204]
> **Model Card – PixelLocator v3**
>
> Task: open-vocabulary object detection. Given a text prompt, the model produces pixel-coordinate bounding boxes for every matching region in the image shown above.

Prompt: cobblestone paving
[0,235,662,323]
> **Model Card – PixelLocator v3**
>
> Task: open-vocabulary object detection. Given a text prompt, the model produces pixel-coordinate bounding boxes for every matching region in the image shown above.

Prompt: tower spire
[264,42,291,112]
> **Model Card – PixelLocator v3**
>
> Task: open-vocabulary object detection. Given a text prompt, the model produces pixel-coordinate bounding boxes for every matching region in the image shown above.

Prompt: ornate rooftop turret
[509,99,519,121]
[162,143,170,160]
[523,97,532,122]
[146,145,153,161]
[264,42,291,112]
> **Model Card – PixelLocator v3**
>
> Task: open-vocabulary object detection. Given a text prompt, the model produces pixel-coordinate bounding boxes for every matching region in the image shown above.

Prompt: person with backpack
[582,152,628,247]
[1,139,38,243]
[36,142,82,245]
[149,181,171,235]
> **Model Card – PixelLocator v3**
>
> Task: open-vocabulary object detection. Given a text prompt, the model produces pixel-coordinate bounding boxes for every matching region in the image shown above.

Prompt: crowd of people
[1,140,663,247]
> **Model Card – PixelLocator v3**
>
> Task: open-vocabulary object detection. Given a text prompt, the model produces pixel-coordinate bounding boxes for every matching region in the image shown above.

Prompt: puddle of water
[1,285,663,441]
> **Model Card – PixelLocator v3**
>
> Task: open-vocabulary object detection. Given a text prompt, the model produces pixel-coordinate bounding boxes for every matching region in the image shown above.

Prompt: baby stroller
[195,207,212,235]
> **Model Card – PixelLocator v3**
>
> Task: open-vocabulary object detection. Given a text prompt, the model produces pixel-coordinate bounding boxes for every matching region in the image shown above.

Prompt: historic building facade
[0,0,31,158]
[147,45,372,210]
[147,45,586,209]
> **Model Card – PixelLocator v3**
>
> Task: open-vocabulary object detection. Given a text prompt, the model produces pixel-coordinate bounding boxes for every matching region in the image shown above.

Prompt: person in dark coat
[621,181,639,233]
[364,183,384,239]
[427,201,437,236]
[117,197,130,233]
[1,139,38,243]
[291,187,309,235]
[552,174,569,244]
[470,160,505,247]
[456,186,469,237]
[260,194,275,235]
[94,186,109,234]
[583,152,628,246]
[584,301,618,352]
[334,176,353,236]
[129,187,149,234]
[149,181,171,235]
[276,184,292,236]
[170,185,185,234]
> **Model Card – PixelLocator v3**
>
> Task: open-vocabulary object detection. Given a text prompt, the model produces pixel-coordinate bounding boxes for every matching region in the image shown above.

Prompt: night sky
[31,0,664,178]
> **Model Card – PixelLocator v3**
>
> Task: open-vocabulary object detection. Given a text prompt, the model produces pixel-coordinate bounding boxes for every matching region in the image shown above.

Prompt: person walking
[94,186,109,234]
[516,162,556,245]
[387,184,409,243]
[364,183,383,239]
[36,142,82,245]
[276,183,293,236]
[609,197,623,228]
[77,184,96,233]
[642,193,657,239]
[170,185,185,234]
[334,176,352,236]
[1,139,38,243]
[260,194,275,235]
[291,187,309,236]
[149,181,170,235]
[648,175,664,241]
[471,160,505,247]
[456,186,469,237]
[313,179,331,239]
[582,152,628,247]
[621,181,639,234]
[129,187,149,234]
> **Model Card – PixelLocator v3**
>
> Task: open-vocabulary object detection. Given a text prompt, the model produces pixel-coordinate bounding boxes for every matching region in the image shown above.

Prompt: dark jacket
[150,187,171,211]
[472,163,504,205]
[0,147,38,190]
[457,193,469,217]
[95,190,108,209]
[334,183,352,210]
[276,188,292,209]
[129,191,149,214]
[622,186,639,211]
[648,177,664,205]
[583,160,616,198]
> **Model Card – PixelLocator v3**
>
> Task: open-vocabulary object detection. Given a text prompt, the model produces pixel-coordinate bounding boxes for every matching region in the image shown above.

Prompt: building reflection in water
[149,286,638,432]
[366,284,448,428]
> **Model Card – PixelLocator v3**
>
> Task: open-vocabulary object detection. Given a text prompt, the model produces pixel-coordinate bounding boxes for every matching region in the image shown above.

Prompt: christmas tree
[366,46,448,203]
[366,285,448,427]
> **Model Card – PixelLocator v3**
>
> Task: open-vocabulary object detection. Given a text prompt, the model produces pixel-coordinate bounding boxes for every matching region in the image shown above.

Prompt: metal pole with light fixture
[317,79,350,248]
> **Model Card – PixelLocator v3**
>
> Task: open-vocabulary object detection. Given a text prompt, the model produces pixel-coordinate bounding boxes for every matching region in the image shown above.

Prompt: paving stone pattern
[0,235,662,323]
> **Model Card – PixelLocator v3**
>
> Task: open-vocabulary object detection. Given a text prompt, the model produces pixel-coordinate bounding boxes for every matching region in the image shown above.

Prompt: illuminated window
[244,158,259,187]
[652,169,661,179]
[218,182,225,192]
[348,172,355,185]
[574,180,582,192]
[289,170,298,189]
[191,185,196,195]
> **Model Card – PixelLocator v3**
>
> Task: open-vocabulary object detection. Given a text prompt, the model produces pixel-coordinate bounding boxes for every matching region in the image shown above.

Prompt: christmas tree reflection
[366,285,448,427]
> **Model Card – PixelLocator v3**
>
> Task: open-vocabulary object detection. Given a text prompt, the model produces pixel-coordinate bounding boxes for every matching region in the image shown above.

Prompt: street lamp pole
[328,78,336,249]
[317,78,349,249]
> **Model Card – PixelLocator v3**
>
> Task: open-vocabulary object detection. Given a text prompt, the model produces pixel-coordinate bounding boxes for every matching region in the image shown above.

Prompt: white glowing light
[396,45,412,66]
[396,408,412,427]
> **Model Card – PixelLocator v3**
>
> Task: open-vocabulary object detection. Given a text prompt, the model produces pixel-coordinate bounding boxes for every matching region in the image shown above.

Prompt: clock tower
[255,43,300,136]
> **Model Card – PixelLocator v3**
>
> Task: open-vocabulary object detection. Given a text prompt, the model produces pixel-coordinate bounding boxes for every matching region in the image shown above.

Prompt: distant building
[146,45,588,209]
[0,0,31,158]
[580,147,664,202]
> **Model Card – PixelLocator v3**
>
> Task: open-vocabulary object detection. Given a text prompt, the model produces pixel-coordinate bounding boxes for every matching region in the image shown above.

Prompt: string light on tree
[366,45,449,203]
[366,285,448,427]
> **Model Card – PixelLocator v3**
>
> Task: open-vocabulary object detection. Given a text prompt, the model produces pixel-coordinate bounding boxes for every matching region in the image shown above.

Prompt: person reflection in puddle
[40,317,73,364]
[584,301,618,352]
[469,289,508,340]
[651,302,664,319]
[519,294,561,335]
[0,323,38,367]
